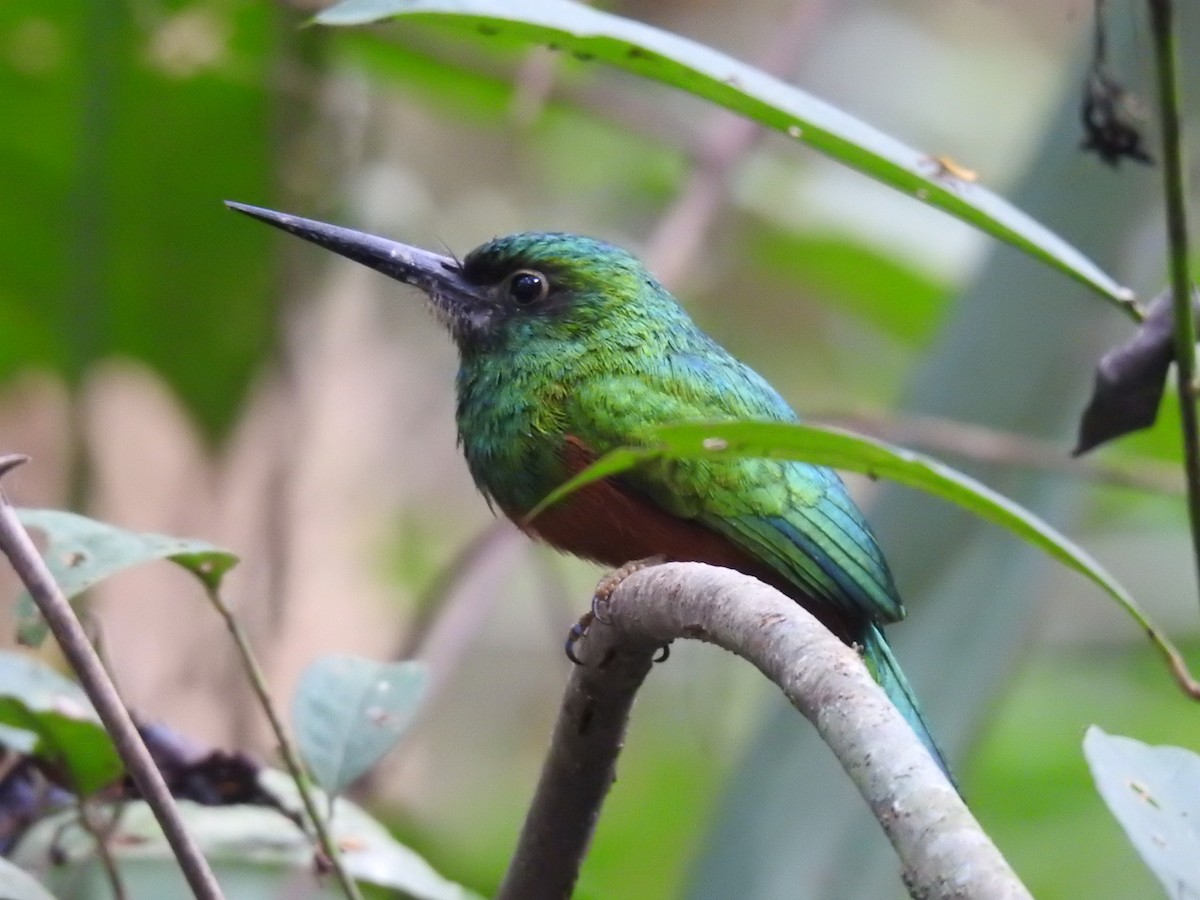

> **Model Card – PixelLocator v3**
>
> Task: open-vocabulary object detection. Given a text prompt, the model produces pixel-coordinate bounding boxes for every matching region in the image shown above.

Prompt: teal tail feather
[861,623,956,788]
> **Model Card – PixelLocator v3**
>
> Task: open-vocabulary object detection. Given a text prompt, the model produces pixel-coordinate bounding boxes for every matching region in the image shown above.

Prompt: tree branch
[498,562,1031,900]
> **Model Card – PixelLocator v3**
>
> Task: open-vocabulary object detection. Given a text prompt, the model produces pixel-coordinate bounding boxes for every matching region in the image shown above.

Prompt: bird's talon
[564,611,595,665]
[653,642,672,663]
[591,592,612,624]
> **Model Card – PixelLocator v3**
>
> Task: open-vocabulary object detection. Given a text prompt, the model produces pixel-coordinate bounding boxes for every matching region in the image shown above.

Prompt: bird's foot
[591,555,666,624]
[565,556,667,666]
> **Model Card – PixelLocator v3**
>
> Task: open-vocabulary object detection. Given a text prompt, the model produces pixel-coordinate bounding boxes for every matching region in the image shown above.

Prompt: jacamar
[226,201,949,775]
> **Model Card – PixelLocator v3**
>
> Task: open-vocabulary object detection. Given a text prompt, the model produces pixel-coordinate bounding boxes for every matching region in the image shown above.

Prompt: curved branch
[498,561,1030,900]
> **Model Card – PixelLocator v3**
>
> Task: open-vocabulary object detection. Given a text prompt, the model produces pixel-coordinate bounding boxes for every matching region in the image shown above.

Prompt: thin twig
[0,454,224,900]
[644,0,827,286]
[203,586,364,900]
[1146,0,1200,615]
[499,563,1031,899]
[508,46,562,125]
[395,519,518,661]
[77,800,127,900]
[819,410,1185,495]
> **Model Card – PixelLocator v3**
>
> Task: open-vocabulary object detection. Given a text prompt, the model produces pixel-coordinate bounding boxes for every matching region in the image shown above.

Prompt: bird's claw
[565,556,667,665]
[653,642,672,663]
[590,555,666,626]
[565,611,594,666]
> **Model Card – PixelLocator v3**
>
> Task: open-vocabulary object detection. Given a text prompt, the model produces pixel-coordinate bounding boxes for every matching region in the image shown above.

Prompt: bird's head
[226,202,680,355]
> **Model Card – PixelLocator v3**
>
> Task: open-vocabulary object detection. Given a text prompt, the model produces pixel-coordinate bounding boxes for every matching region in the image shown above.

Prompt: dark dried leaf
[0,758,71,855]
[1075,292,1185,455]
[132,722,292,818]
[1080,68,1154,167]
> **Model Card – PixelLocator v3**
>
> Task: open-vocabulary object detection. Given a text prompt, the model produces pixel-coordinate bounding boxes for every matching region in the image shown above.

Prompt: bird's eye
[507,269,549,306]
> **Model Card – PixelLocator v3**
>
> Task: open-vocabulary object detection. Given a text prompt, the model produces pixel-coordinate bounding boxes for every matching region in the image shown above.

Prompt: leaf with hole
[316,0,1134,311]
[14,510,239,647]
[1084,727,1200,899]
[0,653,122,796]
[292,656,427,798]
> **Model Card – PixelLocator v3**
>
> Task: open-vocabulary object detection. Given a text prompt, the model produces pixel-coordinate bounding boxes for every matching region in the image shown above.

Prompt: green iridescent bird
[226,201,950,775]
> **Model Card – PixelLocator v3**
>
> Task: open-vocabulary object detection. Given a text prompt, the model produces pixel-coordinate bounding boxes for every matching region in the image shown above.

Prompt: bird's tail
[860,623,955,786]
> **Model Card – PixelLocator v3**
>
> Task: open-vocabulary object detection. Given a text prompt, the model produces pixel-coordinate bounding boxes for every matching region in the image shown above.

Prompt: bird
[225,201,950,777]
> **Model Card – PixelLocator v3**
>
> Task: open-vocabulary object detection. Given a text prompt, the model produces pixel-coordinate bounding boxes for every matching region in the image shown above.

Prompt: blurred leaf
[1084,727,1200,899]
[0,653,122,796]
[530,420,1144,629]
[1075,292,1180,456]
[0,0,280,436]
[14,509,238,647]
[11,769,479,900]
[971,645,1200,900]
[292,656,427,798]
[745,226,949,344]
[0,858,58,900]
[333,29,519,120]
[316,0,1133,309]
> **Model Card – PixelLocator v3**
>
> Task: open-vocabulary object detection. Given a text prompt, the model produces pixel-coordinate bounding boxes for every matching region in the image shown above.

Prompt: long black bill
[224,201,463,297]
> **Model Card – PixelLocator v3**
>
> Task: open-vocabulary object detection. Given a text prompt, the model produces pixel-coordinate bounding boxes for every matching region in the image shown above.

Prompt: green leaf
[292,656,427,797]
[746,227,950,346]
[315,0,1134,311]
[14,510,239,647]
[0,653,122,796]
[530,421,1152,640]
[0,858,58,900]
[0,0,280,437]
[11,769,479,900]
[1084,727,1200,899]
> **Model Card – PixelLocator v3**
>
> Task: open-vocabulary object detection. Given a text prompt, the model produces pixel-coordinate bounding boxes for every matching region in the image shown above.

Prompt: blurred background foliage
[1,0,1198,897]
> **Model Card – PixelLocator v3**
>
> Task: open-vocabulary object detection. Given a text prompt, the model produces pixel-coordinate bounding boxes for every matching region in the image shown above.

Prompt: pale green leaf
[11,769,479,900]
[1084,728,1200,900]
[292,656,427,797]
[0,858,58,900]
[14,510,239,647]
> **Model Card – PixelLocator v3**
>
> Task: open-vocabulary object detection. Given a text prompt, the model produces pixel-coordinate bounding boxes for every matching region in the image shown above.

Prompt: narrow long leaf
[316,0,1136,313]
[530,420,1190,688]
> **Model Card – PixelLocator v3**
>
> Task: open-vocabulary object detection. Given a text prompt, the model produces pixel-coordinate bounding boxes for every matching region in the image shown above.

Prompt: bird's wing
[570,367,903,624]
[698,466,904,623]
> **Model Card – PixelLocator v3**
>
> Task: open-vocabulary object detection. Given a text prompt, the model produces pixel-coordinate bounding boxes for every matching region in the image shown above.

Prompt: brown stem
[203,586,364,900]
[820,410,1185,495]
